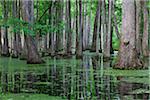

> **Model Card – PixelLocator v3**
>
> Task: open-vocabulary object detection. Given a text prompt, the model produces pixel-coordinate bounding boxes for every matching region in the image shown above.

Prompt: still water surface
[0,55,150,100]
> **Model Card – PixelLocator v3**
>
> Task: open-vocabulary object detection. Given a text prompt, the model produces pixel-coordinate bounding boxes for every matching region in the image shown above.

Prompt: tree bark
[142,1,149,57]
[116,0,143,69]
[91,1,100,52]
[76,0,83,59]
[17,0,22,57]
[75,0,79,55]
[101,0,107,55]
[50,1,55,56]
[135,0,142,56]
[12,0,18,58]
[66,0,72,55]
[22,0,43,64]
[1,0,10,56]
[83,1,87,51]
[55,1,63,54]
[104,0,112,57]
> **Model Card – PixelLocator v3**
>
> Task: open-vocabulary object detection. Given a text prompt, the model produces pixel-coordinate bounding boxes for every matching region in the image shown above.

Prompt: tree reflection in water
[0,56,149,99]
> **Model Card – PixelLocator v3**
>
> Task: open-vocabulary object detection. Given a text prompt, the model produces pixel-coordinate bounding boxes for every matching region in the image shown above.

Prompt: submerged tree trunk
[116,0,143,69]
[22,0,43,64]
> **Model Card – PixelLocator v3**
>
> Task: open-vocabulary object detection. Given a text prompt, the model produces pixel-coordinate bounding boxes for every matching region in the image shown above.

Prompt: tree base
[90,49,96,52]
[27,59,45,64]
[83,47,91,51]
[103,56,111,62]
[20,55,27,60]
[76,54,83,59]
[1,53,10,57]
[114,59,143,69]
[56,54,73,59]
[11,54,18,58]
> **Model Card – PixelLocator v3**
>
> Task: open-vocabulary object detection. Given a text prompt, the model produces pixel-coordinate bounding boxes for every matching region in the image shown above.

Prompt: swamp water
[0,55,150,100]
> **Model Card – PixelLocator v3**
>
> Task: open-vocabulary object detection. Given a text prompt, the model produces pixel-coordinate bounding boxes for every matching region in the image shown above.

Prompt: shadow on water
[0,55,150,100]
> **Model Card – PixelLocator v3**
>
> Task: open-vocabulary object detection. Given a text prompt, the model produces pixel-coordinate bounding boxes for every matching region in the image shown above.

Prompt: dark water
[0,55,150,100]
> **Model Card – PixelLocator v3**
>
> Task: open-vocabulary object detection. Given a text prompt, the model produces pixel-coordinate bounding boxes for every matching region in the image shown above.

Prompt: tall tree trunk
[116,0,143,69]
[66,0,72,55]
[48,1,53,55]
[35,0,40,52]
[86,7,91,50]
[135,0,142,56]
[101,0,107,55]
[104,0,112,57]
[91,1,100,52]
[76,0,83,58]
[17,0,22,57]
[22,0,43,64]
[55,1,61,53]
[142,1,149,57]
[75,0,79,55]
[83,1,86,51]
[88,0,93,49]
[1,0,10,56]
[50,1,55,56]
[12,0,18,58]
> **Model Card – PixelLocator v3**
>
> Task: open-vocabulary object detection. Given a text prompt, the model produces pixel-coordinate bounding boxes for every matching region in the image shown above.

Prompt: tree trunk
[17,0,22,57]
[86,11,91,50]
[101,0,107,55]
[20,34,27,60]
[1,0,10,56]
[22,0,43,64]
[75,0,79,56]
[116,0,143,69]
[50,1,55,56]
[76,0,83,59]
[135,0,142,56]
[83,1,86,51]
[55,1,62,54]
[91,1,100,52]
[104,0,112,57]
[142,1,149,57]
[35,1,40,52]
[66,0,72,55]
[12,0,18,58]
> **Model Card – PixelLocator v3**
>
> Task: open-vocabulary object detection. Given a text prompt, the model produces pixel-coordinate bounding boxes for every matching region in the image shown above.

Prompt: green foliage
[0,17,65,36]
[112,32,120,50]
